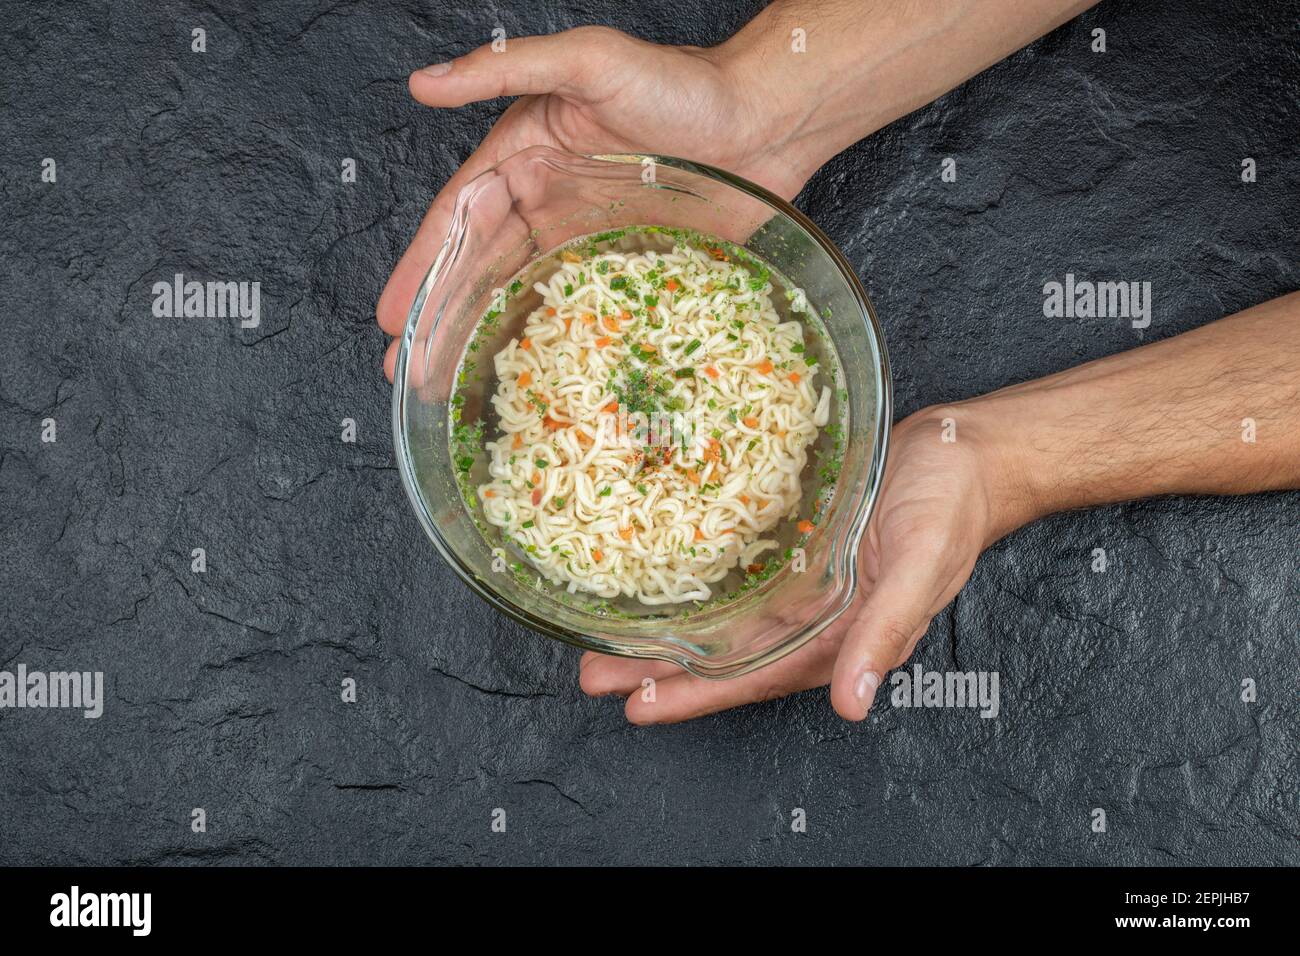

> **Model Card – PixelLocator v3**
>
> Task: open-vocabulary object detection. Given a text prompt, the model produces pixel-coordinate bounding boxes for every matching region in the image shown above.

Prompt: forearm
[948,292,1300,541]
[717,0,1099,181]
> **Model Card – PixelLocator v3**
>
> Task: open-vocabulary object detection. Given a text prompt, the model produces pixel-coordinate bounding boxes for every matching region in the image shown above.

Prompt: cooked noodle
[476,236,829,604]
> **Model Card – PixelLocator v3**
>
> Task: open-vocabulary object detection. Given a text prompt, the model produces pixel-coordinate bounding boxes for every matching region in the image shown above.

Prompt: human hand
[579,405,1023,722]
[376,26,819,380]
[578,289,1300,723]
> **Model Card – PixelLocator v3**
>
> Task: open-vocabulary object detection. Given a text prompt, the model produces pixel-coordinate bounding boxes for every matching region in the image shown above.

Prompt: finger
[829,569,941,722]
[383,337,399,382]
[578,653,683,697]
[623,640,837,725]
[376,158,483,336]
[376,115,524,336]
[409,29,620,108]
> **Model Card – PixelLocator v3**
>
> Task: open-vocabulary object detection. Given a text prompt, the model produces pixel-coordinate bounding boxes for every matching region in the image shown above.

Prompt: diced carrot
[746,563,765,575]
[706,439,721,462]
[511,433,523,450]
[564,317,572,331]
[546,307,557,317]
[742,416,759,428]
[738,494,750,505]
[685,470,701,485]
[797,519,814,534]
[582,313,597,325]
[603,315,620,332]
[693,528,705,542]
[576,431,592,446]
[618,527,635,541]
[531,471,541,485]
[516,371,532,388]
[592,549,603,562]
[665,278,679,292]
[603,401,618,413]
[789,371,802,384]
[704,366,720,379]
[531,488,542,506]
[542,416,562,431]
[520,337,531,351]
[620,310,632,322]
[755,358,774,375]
[483,489,495,498]
[595,336,612,348]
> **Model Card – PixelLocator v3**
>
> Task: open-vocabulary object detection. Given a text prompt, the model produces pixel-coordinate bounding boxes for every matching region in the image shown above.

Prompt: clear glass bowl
[392,146,890,679]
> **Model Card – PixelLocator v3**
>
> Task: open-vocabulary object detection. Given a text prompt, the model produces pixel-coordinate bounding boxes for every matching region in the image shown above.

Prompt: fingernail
[855,671,880,712]
[419,61,451,78]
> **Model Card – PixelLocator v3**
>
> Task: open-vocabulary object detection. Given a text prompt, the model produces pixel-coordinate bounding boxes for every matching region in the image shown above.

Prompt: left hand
[579,405,1021,722]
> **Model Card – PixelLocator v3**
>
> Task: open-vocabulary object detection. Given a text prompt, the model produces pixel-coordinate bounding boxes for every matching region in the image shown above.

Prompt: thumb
[409,28,624,108]
[829,566,942,722]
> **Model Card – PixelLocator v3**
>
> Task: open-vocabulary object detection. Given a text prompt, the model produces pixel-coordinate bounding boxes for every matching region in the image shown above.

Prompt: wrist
[901,399,1053,548]
[705,39,827,193]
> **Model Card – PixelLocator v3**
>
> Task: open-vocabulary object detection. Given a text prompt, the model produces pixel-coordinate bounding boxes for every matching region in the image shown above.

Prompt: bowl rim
[392,146,892,679]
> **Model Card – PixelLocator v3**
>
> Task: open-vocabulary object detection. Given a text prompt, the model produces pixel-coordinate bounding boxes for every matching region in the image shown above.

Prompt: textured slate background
[1,0,1297,865]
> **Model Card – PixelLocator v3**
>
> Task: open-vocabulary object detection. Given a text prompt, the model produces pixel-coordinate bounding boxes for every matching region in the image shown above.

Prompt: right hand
[376,26,814,379]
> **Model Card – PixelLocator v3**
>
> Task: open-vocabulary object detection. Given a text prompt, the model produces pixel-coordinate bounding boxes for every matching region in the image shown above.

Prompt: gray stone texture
[0,0,1296,865]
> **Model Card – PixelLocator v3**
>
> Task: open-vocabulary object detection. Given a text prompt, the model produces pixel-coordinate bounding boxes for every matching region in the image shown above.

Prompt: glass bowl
[392,146,890,679]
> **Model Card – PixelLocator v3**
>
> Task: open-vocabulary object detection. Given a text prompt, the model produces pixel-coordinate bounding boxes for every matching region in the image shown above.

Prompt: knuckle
[877,616,917,652]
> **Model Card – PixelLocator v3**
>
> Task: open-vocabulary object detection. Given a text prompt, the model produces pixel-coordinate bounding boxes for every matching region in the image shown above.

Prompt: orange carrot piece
[483,489,495,498]
[704,366,720,379]
[665,278,679,292]
[618,527,634,541]
[516,371,532,388]
[742,416,759,428]
[592,548,603,562]
[520,337,531,351]
[797,519,814,534]
[595,336,612,348]
[755,358,774,375]
[531,488,542,506]
[693,528,705,542]
[546,307,557,317]
[789,371,802,384]
[603,401,618,413]
[511,433,523,450]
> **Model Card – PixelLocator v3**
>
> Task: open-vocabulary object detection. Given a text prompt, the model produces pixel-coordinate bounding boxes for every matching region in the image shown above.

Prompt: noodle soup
[450,226,846,613]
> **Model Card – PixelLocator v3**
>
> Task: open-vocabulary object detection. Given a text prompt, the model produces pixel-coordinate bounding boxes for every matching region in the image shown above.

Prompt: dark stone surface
[1,0,1296,865]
